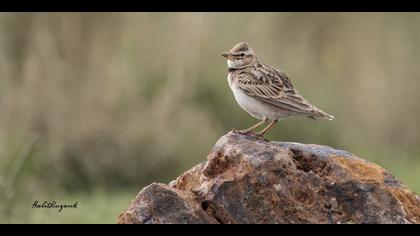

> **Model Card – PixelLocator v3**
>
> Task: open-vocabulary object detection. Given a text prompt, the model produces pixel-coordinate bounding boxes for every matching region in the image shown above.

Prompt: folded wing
[236,67,333,119]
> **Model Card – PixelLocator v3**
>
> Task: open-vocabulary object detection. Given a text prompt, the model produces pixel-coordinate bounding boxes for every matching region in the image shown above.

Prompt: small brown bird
[222,42,334,138]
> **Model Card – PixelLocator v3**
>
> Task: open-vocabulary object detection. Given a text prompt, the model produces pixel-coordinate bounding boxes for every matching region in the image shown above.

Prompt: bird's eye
[240,53,246,57]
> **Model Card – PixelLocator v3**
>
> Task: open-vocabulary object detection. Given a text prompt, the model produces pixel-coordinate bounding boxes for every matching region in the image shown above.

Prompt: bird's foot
[231,129,256,136]
[231,129,270,142]
[253,132,270,142]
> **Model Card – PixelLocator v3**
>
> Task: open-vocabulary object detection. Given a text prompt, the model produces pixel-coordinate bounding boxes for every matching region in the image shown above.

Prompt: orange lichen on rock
[331,156,386,183]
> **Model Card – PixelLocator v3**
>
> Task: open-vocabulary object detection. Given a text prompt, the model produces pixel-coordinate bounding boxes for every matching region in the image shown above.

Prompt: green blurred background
[1,13,419,223]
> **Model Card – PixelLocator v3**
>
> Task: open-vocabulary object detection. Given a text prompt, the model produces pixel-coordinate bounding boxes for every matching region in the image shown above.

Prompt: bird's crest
[230,42,250,53]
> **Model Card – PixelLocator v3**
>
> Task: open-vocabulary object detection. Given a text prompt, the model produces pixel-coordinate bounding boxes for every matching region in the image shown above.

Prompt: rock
[117,183,218,224]
[118,132,420,224]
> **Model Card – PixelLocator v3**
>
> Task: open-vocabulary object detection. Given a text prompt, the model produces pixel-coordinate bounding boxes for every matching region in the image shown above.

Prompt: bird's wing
[236,67,318,115]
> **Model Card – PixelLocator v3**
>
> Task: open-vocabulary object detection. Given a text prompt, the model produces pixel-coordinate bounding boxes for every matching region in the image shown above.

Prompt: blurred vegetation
[0,13,420,223]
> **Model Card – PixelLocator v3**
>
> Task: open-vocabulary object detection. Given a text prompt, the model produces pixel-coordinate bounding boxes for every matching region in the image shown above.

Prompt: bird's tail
[308,109,335,121]
[321,112,335,120]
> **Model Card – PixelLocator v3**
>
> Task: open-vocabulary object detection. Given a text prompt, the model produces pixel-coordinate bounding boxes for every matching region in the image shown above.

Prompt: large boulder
[118,132,420,224]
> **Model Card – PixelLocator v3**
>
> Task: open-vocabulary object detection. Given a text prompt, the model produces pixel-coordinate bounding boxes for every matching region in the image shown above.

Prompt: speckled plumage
[221,42,334,137]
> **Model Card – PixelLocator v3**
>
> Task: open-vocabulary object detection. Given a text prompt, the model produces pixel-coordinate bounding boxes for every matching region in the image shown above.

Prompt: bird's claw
[231,129,256,135]
[231,129,270,141]
[253,132,270,142]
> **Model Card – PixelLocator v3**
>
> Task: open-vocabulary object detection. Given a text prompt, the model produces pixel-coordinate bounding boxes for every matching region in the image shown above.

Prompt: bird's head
[221,42,258,69]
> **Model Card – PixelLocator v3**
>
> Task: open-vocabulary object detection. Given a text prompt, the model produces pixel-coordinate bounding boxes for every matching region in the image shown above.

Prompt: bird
[221,42,334,139]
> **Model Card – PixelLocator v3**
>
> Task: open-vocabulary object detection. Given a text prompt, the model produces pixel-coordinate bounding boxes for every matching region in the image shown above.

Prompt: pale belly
[228,75,293,121]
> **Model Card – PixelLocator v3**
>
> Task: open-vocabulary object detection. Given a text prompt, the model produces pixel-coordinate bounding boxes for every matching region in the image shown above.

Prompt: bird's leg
[255,120,278,137]
[232,118,267,134]
[241,119,267,133]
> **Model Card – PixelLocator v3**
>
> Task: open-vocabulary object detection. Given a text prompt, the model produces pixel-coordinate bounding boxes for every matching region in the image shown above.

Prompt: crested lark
[222,42,334,139]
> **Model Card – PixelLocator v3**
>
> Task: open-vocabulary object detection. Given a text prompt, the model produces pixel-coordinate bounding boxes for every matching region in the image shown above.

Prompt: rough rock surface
[118,132,420,224]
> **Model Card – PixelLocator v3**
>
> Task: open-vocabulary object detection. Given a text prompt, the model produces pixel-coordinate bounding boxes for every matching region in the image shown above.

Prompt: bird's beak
[221,52,230,58]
